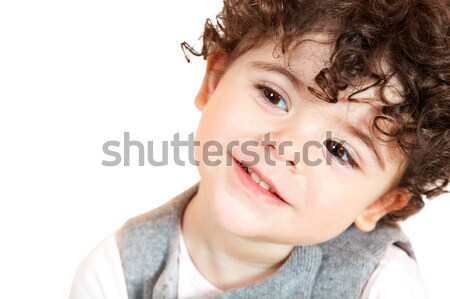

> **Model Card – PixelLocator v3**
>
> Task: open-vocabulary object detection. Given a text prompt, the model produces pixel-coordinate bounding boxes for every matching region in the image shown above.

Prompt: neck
[181,187,294,290]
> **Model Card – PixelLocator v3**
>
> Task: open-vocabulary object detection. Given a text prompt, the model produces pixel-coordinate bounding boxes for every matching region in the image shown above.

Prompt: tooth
[259,181,270,190]
[250,172,260,183]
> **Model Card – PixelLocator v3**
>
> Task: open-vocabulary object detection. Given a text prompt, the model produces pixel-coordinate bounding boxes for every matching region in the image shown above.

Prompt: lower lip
[232,157,289,207]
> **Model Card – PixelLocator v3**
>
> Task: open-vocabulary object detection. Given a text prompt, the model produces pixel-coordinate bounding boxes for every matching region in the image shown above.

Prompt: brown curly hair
[182,0,450,225]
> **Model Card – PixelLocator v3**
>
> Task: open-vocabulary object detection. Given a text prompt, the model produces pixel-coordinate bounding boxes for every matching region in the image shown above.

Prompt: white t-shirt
[69,231,428,299]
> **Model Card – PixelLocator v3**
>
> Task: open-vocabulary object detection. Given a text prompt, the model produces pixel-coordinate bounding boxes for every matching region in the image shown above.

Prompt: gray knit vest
[118,183,413,299]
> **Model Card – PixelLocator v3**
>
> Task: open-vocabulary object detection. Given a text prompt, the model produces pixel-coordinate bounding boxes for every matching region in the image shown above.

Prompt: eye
[257,84,288,111]
[324,139,359,170]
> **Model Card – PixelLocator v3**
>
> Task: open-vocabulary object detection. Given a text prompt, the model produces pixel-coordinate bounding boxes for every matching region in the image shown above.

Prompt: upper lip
[238,159,290,205]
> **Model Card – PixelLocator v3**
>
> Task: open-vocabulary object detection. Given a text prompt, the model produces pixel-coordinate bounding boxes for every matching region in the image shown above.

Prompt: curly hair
[182,0,450,225]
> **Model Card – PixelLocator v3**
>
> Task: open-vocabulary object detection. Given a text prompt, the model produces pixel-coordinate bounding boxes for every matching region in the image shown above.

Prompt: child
[70,0,449,298]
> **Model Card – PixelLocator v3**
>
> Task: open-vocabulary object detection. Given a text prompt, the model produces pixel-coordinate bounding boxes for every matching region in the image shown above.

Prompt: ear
[354,188,411,232]
[194,51,227,111]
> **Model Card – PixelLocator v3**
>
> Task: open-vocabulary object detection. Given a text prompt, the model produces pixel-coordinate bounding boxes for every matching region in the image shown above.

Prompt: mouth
[236,159,289,205]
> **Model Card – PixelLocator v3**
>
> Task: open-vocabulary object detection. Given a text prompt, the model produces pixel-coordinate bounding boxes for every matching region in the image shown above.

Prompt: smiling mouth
[238,161,284,200]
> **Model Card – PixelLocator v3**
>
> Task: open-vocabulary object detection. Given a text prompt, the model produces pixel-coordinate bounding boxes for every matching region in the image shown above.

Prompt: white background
[0,1,448,299]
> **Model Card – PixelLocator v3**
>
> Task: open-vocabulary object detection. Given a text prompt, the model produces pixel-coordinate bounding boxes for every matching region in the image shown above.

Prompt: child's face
[193,33,407,245]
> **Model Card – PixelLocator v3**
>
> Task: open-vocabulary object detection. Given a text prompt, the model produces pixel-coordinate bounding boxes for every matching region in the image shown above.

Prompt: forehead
[233,32,404,105]
[237,33,334,88]
[237,31,403,98]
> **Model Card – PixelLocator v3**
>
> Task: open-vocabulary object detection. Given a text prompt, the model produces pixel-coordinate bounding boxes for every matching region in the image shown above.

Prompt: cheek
[196,99,236,139]
[286,179,369,242]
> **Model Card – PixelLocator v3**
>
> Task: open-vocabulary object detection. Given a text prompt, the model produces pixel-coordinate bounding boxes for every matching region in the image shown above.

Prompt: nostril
[268,144,277,152]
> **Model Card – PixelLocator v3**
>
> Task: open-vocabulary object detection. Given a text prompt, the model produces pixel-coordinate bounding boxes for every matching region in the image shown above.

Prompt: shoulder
[360,244,429,299]
[69,232,128,299]
[119,183,198,244]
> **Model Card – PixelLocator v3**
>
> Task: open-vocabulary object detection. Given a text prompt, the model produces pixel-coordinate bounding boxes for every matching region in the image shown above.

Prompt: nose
[262,127,323,174]
[263,133,298,166]
[261,130,301,173]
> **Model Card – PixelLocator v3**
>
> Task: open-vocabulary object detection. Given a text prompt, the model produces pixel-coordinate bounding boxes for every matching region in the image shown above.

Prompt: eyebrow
[345,124,385,170]
[249,62,304,89]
